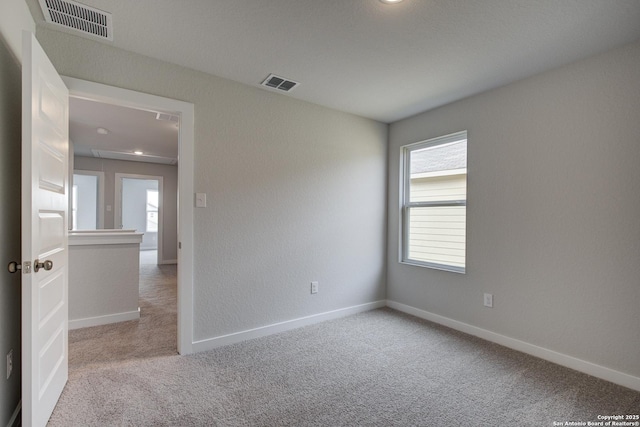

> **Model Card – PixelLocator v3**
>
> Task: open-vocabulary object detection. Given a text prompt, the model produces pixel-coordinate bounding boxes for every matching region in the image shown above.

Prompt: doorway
[63,76,194,355]
[115,174,164,265]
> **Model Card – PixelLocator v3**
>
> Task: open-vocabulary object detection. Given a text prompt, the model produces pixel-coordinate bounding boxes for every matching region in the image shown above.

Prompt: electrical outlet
[311,281,318,294]
[6,349,13,380]
[483,293,493,308]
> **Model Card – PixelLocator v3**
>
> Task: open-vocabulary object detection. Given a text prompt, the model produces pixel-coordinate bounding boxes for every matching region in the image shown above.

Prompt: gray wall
[43,28,389,341]
[0,39,22,427]
[0,5,31,422]
[74,157,178,262]
[387,40,640,378]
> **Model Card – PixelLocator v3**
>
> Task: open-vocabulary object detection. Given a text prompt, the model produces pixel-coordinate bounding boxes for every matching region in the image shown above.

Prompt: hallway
[67,264,177,371]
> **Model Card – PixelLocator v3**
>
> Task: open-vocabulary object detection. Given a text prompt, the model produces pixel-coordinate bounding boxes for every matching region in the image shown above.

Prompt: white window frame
[400,131,467,274]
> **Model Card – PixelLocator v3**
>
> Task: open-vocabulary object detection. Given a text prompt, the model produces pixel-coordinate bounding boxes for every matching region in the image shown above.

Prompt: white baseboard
[69,308,140,330]
[7,400,20,427]
[193,300,386,353]
[386,300,640,392]
[160,259,177,265]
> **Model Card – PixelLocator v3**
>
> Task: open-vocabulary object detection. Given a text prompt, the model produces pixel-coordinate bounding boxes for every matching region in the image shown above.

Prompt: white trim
[400,130,468,274]
[62,76,194,355]
[403,130,467,151]
[68,231,142,246]
[386,300,640,392]
[177,96,195,355]
[69,309,140,330]
[160,259,177,265]
[398,146,406,264]
[411,167,466,180]
[193,301,386,352]
[7,400,21,427]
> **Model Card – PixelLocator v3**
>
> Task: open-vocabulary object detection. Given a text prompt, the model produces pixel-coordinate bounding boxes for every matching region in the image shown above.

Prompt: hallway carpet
[66,264,177,371]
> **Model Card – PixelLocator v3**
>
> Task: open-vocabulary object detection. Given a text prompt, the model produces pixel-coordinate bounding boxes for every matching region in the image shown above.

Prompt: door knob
[34,259,53,272]
[7,262,21,273]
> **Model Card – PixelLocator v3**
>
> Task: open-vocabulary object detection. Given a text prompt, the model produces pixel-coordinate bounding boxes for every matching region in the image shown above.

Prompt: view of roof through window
[410,140,467,175]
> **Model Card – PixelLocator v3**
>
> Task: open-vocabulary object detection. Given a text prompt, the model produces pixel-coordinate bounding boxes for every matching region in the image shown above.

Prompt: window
[401,131,467,273]
[146,189,159,232]
[71,171,104,230]
[72,185,78,230]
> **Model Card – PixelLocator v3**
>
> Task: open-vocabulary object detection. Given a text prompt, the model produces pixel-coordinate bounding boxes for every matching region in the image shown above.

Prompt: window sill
[399,259,465,274]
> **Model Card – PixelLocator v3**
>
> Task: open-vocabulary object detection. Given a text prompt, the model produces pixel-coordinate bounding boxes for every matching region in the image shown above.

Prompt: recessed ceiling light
[379,0,404,3]
[97,127,109,135]
[134,151,143,155]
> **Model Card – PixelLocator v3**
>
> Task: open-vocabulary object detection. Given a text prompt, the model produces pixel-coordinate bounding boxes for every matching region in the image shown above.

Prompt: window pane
[146,189,159,211]
[72,174,98,230]
[146,211,158,232]
[409,140,467,203]
[146,189,159,232]
[407,206,466,268]
[409,173,467,203]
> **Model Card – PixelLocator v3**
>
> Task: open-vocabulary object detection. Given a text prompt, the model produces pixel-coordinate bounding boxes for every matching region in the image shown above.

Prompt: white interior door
[21,30,69,427]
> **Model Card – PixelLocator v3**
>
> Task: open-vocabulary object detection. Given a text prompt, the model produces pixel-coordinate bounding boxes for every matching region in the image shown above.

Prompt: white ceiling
[69,97,178,161]
[30,0,640,124]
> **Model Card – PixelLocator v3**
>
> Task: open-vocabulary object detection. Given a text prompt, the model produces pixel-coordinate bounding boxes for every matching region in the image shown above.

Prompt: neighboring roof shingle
[411,140,467,174]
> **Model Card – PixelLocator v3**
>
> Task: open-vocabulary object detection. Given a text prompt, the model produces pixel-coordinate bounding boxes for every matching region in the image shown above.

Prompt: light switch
[106,205,112,212]
[195,193,207,208]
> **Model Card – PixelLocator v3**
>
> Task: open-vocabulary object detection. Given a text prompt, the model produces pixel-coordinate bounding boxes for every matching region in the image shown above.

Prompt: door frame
[115,173,164,264]
[62,76,194,354]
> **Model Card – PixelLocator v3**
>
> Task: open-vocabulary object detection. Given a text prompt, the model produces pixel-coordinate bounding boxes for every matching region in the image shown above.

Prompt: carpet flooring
[49,269,640,426]
[65,264,177,371]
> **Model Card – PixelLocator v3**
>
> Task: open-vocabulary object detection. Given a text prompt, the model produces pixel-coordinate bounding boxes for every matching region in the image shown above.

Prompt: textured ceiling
[28,0,640,123]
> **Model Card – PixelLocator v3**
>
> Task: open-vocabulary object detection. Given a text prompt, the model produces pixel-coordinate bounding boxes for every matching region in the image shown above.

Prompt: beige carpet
[66,264,177,371]
[49,272,639,426]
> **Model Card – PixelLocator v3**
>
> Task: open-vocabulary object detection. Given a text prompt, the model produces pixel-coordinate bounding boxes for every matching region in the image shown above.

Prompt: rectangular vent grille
[156,112,180,123]
[261,74,300,92]
[39,0,113,41]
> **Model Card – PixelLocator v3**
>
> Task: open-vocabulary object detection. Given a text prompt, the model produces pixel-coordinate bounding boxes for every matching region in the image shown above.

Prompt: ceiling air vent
[156,112,180,123]
[39,0,113,41]
[261,74,300,92]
